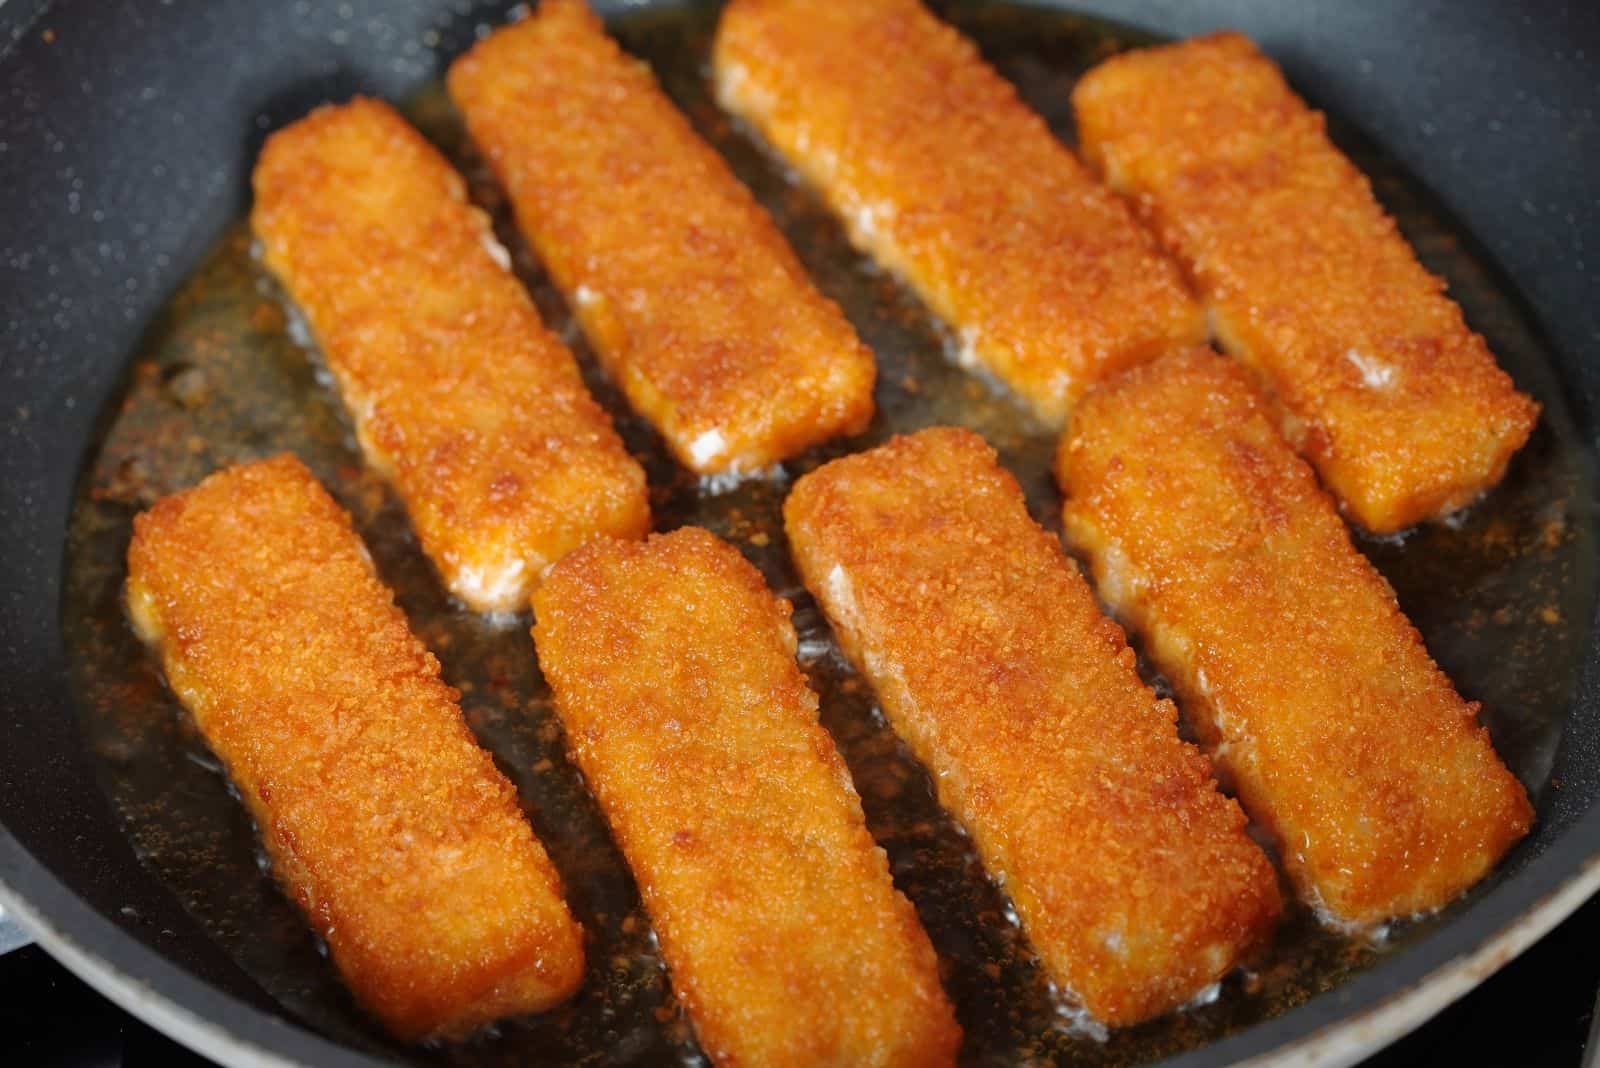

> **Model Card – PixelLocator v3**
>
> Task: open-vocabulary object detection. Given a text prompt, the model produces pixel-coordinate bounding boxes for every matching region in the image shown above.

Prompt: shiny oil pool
[61,2,1597,1064]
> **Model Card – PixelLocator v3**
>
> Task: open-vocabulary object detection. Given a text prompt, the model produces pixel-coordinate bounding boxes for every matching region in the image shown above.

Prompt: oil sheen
[61,3,1596,1064]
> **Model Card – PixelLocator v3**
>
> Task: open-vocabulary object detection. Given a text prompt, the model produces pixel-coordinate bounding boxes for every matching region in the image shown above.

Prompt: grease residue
[61,3,1595,1065]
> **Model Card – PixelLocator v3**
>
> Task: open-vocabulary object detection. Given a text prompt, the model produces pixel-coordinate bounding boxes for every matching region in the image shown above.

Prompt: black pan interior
[2,2,1598,1067]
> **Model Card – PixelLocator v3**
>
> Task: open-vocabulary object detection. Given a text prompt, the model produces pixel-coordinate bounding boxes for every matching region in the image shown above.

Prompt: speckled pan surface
[1,2,1598,1066]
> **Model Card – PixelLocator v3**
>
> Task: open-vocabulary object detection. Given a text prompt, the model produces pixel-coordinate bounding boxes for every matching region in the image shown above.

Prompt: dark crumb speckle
[56,2,1594,1066]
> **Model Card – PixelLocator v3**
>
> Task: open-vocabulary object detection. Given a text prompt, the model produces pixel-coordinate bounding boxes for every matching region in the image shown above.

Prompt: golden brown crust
[448,1,875,474]
[783,429,1280,1028]
[532,528,959,1066]
[251,97,649,612]
[1059,350,1533,925]
[125,456,584,1041]
[1072,32,1538,532]
[712,0,1203,424]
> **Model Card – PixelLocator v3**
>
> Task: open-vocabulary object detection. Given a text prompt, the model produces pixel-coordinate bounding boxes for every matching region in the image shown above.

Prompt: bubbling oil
[61,2,1595,1064]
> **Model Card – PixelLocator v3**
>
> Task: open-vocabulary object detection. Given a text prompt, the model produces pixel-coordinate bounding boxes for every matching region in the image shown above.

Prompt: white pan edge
[1242,853,1600,1068]
[4,857,1600,1068]
[0,884,308,1068]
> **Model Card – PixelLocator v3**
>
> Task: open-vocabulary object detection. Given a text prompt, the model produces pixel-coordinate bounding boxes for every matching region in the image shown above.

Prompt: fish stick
[251,98,649,612]
[532,528,959,1066]
[1058,349,1533,926]
[1072,33,1538,533]
[449,1,875,475]
[125,455,584,1040]
[784,428,1280,1027]
[712,0,1203,424]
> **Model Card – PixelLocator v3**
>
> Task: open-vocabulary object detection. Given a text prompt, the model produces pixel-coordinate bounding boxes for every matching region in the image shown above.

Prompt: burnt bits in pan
[60,2,1595,1065]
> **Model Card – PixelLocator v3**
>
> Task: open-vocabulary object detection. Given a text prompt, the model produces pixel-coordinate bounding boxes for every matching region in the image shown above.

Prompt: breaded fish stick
[1072,33,1538,533]
[712,0,1203,424]
[533,528,959,1067]
[1059,350,1533,926]
[784,429,1280,1028]
[125,456,584,1040]
[252,98,648,612]
[449,1,874,475]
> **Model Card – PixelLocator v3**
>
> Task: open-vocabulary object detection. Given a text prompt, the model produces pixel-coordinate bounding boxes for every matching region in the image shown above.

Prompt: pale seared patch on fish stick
[532,528,959,1067]
[712,0,1203,425]
[448,1,875,475]
[1058,350,1533,926]
[251,98,648,612]
[784,429,1280,1028]
[125,456,584,1041]
[1072,33,1538,533]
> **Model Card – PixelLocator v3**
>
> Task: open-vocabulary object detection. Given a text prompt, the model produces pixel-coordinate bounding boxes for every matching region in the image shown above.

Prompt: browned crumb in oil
[57,2,1592,1064]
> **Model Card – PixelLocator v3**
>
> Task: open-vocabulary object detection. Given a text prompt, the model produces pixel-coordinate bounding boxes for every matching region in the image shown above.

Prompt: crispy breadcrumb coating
[784,428,1280,1027]
[449,1,875,475]
[712,0,1203,424]
[1059,350,1533,926]
[252,97,648,612]
[125,455,584,1040]
[533,528,959,1066]
[1072,32,1538,533]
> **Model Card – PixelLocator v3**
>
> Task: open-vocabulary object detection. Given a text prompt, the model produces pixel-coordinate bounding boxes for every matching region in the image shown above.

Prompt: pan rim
[2,1,1598,1064]
[5,817,1600,1066]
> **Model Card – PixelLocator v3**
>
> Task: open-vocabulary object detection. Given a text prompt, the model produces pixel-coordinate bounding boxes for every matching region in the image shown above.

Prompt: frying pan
[2,1,1598,1065]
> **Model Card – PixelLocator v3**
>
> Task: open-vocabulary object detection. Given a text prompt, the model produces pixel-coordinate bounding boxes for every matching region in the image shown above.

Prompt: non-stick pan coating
[2,2,1598,1066]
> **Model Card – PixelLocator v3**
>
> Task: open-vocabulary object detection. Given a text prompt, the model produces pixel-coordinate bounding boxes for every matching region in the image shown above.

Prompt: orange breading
[783,428,1280,1028]
[448,1,875,475]
[532,528,959,1067]
[1059,350,1533,926]
[712,0,1203,425]
[124,456,584,1041]
[1072,33,1538,533]
[251,97,648,612]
